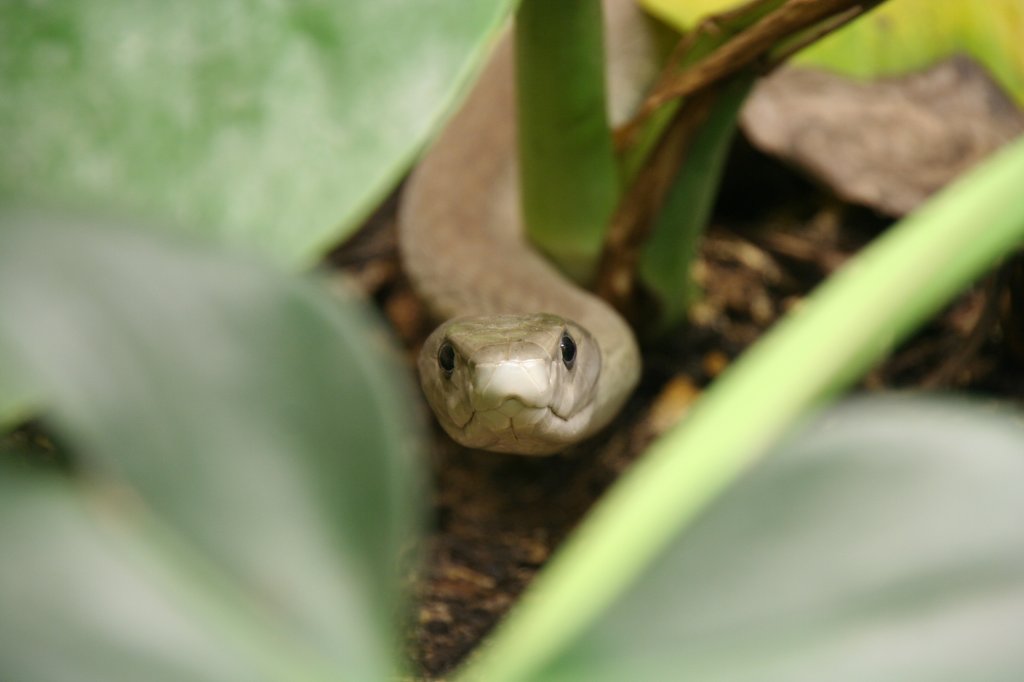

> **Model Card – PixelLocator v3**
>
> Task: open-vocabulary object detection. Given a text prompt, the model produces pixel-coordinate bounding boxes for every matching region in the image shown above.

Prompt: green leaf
[534,398,1024,681]
[640,0,1024,105]
[0,207,425,679]
[0,0,518,268]
[793,0,1024,105]
[639,0,784,31]
[0,337,41,429]
[0,471,342,682]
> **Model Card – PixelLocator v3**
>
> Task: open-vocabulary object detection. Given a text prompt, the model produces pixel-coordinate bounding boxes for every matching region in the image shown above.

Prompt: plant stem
[455,134,1024,682]
[516,0,619,283]
[637,76,751,332]
[627,0,886,130]
[602,0,885,327]
[598,75,751,331]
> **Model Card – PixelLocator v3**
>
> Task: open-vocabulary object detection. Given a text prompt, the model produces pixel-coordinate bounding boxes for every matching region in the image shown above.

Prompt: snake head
[418,313,601,455]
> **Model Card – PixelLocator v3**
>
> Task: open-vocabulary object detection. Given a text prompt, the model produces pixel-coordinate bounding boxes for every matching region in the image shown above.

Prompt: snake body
[400,4,653,454]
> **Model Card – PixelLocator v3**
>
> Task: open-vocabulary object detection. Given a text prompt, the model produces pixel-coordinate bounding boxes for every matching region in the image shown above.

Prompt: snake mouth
[455,402,558,437]
[439,394,599,455]
[457,399,572,430]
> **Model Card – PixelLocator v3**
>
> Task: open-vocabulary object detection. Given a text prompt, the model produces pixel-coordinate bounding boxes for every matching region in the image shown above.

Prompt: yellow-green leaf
[641,0,1024,104]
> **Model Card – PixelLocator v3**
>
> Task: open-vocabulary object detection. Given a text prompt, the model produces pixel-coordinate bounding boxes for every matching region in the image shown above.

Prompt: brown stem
[597,87,721,318]
[597,0,890,319]
[614,0,888,143]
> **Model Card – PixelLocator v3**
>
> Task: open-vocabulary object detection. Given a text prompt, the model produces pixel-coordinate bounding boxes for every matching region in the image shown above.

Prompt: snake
[399,2,656,455]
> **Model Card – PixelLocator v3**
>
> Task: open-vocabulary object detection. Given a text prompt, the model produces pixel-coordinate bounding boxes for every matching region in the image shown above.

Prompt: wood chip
[647,375,702,435]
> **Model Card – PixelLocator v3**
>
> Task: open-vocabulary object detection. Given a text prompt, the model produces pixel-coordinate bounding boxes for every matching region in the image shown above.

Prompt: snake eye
[559,332,576,370]
[438,342,456,377]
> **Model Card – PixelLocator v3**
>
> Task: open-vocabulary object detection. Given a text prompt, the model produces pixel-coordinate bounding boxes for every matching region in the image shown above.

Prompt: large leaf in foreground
[0,471,340,682]
[0,208,424,680]
[0,0,516,267]
[535,398,1024,681]
[0,336,40,427]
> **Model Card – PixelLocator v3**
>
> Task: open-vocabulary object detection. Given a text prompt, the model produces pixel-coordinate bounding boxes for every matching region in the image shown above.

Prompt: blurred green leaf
[0,0,517,268]
[639,0,766,27]
[535,397,1024,681]
[641,0,1024,105]
[0,338,41,428]
[0,207,424,679]
[0,471,342,682]
[793,0,1024,105]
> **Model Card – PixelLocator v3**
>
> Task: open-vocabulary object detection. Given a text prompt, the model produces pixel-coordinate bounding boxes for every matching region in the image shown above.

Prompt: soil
[332,135,1024,679]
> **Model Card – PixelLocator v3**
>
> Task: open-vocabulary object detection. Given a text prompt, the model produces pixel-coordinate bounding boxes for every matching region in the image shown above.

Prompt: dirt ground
[333,134,1024,679]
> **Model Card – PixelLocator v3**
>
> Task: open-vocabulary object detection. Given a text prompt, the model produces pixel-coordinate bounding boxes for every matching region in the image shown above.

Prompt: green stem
[516,0,619,283]
[455,135,1024,682]
[638,76,752,332]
